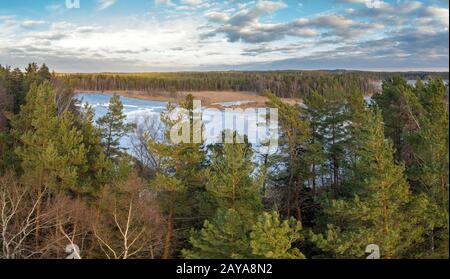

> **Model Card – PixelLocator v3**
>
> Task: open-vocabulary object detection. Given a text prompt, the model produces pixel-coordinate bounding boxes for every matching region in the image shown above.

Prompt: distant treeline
[59,71,448,99]
[343,70,449,81]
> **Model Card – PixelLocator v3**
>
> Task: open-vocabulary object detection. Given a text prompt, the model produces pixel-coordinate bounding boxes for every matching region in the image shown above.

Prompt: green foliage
[183,209,305,259]
[405,78,448,258]
[206,133,263,223]
[303,91,329,193]
[60,71,447,99]
[250,211,305,259]
[96,93,134,159]
[149,95,206,204]
[182,208,252,259]
[77,104,114,193]
[315,89,352,193]
[37,63,52,82]
[148,95,207,258]
[0,66,24,114]
[311,108,419,258]
[0,63,60,174]
[264,91,311,220]
[374,77,449,258]
[9,79,113,196]
[23,63,50,95]
[373,76,419,161]
[13,82,89,194]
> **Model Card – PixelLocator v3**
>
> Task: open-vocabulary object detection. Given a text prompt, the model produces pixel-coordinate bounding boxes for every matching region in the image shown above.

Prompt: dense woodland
[0,63,448,259]
[59,70,448,99]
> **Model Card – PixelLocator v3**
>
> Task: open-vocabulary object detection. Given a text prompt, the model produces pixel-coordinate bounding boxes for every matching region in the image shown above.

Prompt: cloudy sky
[0,0,448,72]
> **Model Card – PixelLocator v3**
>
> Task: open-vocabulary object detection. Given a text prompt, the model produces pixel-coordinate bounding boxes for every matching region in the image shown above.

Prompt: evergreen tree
[408,78,448,205]
[206,132,263,223]
[317,90,350,194]
[183,209,305,259]
[405,78,449,257]
[96,93,134,159]
[250,211,304,259]
[11,81,88,243]
[182,208,251,259]
[374,77,448,257]
[264,91,310,221]
[38,63,52,82]
[373,76,419,161]
[77,104,113,195]
[148,95,206,258]
[14,81,87,194]
[23,63,40,93]
[310,108,420,258]
[8,68,25,113]
[303,91,328,196]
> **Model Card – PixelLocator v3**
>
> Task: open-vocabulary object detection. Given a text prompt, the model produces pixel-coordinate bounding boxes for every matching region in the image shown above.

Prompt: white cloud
[21,20,46,29]
[155,0,175,6]
[422,6,449,29]
[254,0,287,13]
[204,11,230,22]
[0,0,448,71]
[343,0,388,9]
[98,0,117,10]
[181,0,204,5]
[45,4,63,11]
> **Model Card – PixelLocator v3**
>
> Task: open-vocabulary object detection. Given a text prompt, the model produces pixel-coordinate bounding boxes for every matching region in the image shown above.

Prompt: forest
[0,63,448,259]
[59,70,448,99]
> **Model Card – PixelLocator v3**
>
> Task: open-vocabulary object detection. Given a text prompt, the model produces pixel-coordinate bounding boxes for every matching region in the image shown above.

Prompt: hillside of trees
[58,70,448,99]
[0,63,448,259]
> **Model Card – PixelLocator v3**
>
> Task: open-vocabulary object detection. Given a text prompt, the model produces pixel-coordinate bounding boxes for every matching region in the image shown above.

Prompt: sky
[0,0,448,72]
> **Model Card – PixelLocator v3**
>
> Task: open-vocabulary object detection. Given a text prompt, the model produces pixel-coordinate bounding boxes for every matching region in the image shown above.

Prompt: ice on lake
[76,93,279,155]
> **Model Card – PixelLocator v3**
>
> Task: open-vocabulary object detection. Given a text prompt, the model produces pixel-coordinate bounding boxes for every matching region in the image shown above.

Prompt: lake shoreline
[74,89,302,109]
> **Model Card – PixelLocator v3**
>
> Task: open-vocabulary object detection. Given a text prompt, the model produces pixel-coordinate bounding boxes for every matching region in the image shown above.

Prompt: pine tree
[310,108,419,258]
[12,81,88,243]
[264,91,310,221]
[405,78,449,257]
[303,91,328,196]
[250,211,305,259]
[374,77,448,257]
[14,81,87,194]
[373,76,419,161]
[182,208,252,259]
[96,93,134,159]
[408,78,448,206]
[23,63,40,93]
[8,68,25,113]
[317,90,350,194]
[183,209,305,259]
[38,63,52,82]
[206,132,263,223]
[148,95,206,258]
[77,104,113,195]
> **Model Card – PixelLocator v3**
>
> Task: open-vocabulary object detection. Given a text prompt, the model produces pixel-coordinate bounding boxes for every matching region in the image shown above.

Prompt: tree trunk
[35,187,42,247]
[162,207,173,259]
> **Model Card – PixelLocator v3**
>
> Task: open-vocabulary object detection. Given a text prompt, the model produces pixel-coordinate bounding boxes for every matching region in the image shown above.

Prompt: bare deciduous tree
[0,173,95,259]
[131,115,165,176]
[93,174,164,259]
[0,173,54,259]
[51,77,77,115]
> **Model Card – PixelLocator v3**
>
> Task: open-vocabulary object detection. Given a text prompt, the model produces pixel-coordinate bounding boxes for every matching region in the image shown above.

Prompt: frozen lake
[76,93,278,155]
